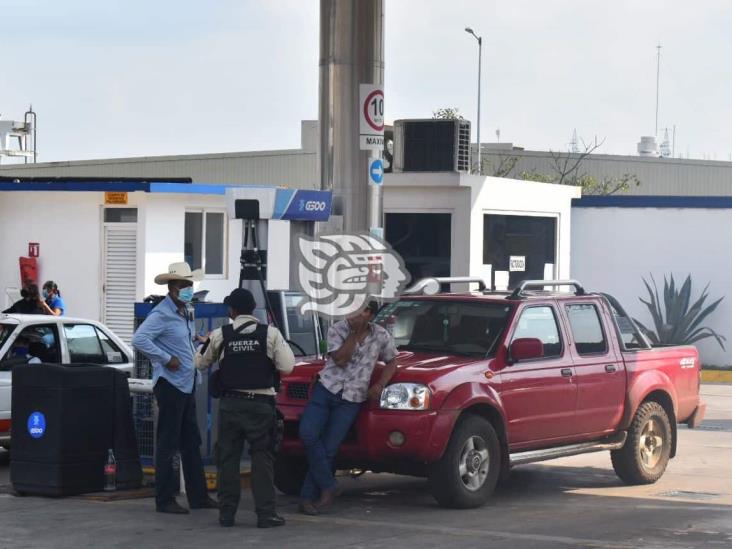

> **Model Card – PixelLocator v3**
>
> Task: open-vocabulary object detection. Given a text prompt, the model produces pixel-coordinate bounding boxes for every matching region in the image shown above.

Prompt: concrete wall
[0,191,141,319]
[571,207,732,366]
[0,122,320,189]
[481,147,732,197]
[0,190,243,323]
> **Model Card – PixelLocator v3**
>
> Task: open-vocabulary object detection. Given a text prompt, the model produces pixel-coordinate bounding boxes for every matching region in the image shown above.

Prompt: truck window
[600,294,650,350]
[512,306,562,358]
[95,327,127,364]
[376,300,512,358]
[565,304,608,355]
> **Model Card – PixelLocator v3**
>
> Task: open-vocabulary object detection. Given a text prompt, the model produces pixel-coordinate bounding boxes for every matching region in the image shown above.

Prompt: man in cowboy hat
[132,262,218,514]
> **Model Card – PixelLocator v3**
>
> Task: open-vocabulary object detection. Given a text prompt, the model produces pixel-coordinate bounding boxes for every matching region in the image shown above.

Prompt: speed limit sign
[360,84,384,150]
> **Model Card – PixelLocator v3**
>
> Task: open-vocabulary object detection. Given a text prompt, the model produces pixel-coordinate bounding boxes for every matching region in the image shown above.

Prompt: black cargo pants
[216,395,277,520]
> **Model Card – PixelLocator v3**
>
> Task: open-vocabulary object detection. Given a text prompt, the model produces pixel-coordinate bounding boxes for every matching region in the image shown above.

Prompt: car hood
[286,351,481,383]
[394,351,479,371]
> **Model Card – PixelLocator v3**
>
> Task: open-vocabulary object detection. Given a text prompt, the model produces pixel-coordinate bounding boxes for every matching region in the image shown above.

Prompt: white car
[0,313,134,448]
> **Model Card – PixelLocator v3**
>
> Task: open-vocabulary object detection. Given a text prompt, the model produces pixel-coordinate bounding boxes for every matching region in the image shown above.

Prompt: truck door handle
[561,368,573,377]
[605,364,617,373]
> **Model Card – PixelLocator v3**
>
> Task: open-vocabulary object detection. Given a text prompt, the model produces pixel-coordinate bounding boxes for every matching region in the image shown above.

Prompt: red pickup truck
[275,279,706,508]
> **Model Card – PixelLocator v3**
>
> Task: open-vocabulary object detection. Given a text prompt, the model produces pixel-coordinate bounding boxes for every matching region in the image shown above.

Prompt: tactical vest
[219,321,276,391]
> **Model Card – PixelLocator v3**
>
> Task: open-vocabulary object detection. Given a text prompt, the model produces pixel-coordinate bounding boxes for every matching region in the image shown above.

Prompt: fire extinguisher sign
[28,242,40,258]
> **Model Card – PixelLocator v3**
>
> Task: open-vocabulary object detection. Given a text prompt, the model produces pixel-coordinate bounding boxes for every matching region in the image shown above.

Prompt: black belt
[222,391,275,402]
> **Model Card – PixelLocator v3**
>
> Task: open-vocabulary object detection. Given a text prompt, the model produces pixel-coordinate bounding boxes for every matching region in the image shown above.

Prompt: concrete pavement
[0,384,730,548]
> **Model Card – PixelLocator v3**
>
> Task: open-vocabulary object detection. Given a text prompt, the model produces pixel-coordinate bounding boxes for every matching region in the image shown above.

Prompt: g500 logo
[298,200,328,212]
[296,233,411,318]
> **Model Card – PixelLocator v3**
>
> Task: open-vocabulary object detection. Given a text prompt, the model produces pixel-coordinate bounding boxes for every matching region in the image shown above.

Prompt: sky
[1,0,731,163]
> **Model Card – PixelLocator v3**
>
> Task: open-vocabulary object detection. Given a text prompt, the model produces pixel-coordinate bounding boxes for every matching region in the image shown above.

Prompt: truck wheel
[273,455,308,496]
[611,401,672,485]
[428,415,500,508]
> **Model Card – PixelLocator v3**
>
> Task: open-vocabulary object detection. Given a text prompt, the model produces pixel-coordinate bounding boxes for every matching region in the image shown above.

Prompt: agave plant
[634,274,726,350]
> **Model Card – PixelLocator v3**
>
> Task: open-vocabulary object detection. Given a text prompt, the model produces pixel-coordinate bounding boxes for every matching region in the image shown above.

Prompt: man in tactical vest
[196,288,295,528]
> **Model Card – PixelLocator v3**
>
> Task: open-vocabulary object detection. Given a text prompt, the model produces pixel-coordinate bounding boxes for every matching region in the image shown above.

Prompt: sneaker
[257,515,286,529]
[156,501,190,515]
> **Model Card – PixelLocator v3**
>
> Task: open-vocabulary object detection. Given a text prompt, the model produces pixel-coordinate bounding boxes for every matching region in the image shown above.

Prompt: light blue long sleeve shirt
[131,296,197,394]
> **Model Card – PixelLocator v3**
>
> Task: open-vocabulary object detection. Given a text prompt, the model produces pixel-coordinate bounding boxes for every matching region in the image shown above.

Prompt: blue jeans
[298,382,362,501]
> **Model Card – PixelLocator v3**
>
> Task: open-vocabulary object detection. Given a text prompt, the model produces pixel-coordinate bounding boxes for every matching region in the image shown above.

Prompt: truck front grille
[286,382,310,400]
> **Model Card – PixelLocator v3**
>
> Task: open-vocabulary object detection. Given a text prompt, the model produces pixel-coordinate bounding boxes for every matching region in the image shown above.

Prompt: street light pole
[465,27,482,175]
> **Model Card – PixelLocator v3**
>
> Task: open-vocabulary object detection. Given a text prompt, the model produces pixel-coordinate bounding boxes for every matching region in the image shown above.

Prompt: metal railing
[509,279,586,299]
[403,276,491,296]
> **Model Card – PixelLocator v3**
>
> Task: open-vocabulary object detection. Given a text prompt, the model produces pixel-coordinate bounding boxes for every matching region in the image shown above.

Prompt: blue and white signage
[274,189,333,222]
[27,411,46,439]
[226,187,333,222]
[369,158,384,185]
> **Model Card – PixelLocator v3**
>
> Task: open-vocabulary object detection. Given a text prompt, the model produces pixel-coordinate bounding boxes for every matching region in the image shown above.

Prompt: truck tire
[273,455,308,496]
[611,401,672,485]
[428,415,501,508]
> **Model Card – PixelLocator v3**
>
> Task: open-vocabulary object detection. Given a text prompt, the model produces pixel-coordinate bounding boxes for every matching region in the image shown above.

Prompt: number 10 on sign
[360,84,384,135]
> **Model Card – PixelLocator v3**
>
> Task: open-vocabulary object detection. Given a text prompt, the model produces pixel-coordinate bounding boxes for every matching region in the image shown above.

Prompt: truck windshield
[0,323,16,350]
[376,300,513,358]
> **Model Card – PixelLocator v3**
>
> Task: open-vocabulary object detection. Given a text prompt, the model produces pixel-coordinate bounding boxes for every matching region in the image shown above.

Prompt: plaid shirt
[318,320,398,403]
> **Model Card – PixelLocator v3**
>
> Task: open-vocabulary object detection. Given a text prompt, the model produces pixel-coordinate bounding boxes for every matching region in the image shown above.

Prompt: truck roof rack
[403,276,490,296]
[509,280,586,299]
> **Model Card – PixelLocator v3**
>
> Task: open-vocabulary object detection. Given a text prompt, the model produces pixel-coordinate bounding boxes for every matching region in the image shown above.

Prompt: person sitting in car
[5,337,42,365]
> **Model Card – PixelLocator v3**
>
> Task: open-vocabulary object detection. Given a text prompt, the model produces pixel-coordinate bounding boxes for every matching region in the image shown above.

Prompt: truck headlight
[380,383,431,410]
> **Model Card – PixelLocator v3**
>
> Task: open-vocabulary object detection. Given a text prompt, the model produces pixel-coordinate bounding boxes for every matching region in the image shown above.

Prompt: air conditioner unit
[393,119,471,173]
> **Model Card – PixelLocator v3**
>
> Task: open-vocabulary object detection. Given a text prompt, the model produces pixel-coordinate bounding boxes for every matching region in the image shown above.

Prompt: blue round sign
[27,411,46,439]
[369,158,384,185]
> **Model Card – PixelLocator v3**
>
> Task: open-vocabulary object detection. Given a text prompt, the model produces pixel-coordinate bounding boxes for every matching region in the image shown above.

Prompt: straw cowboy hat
[154,262,204,285]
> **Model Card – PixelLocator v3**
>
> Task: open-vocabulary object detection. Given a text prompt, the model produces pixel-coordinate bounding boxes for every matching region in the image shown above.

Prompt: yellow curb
[701,370,732,383]
[142,466,251,491]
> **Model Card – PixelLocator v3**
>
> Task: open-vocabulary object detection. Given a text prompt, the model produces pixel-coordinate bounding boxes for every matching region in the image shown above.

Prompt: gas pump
[225,186,333,357]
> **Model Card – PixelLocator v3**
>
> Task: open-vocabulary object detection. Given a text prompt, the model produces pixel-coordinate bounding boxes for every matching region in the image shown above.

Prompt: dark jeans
[153,378,208,509]
[298,382,362,501]
[216,396,277,520]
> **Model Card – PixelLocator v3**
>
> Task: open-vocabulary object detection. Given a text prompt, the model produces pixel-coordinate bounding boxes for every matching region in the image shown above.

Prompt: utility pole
[655,44,661,137]
[465,27,482,175]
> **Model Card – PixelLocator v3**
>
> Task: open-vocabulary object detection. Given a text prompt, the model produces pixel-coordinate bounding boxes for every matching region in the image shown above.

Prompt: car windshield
[376,300,513,358]
[0,322,17,349]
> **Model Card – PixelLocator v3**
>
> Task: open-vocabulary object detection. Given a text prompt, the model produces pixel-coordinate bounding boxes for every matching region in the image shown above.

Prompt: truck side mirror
[509,338,544,363]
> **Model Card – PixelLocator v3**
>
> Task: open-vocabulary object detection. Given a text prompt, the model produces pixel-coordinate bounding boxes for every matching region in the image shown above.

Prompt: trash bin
[10,363,142,496]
